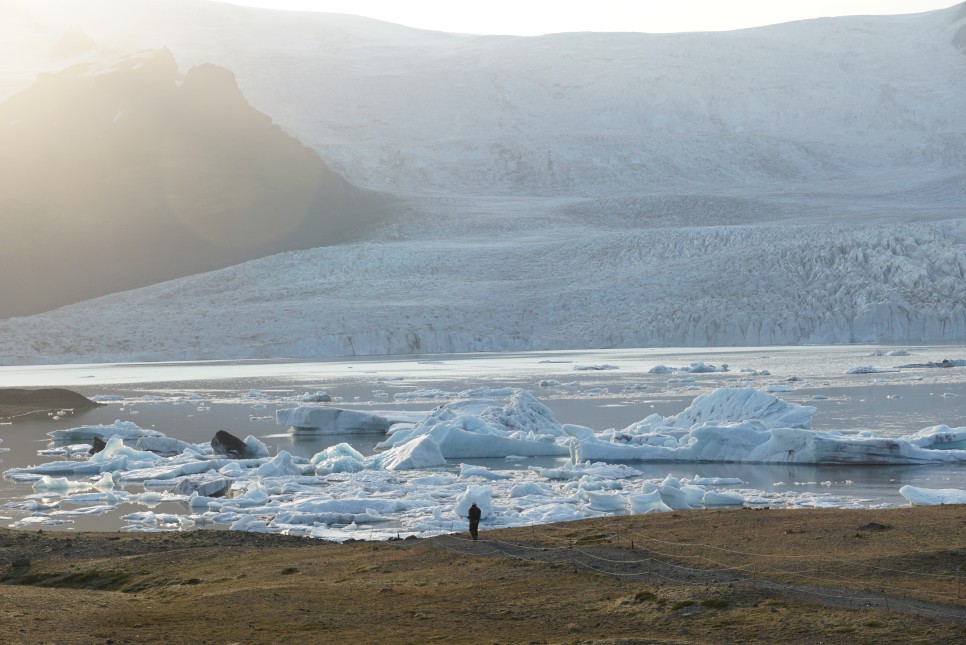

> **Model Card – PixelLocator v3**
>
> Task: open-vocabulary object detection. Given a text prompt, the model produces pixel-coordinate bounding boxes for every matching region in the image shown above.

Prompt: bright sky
[218,1,956,35]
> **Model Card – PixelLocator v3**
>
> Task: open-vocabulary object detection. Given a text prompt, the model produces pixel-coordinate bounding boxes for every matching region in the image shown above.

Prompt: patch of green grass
[574,534,610,546]
[633,590,657,603]
[700,598,730,609]
[5,569,132,591]
[671,600,696,611]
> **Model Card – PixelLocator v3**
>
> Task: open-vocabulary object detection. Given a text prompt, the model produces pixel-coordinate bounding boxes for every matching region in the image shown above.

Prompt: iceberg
[366,434,446,471]
[374,391,570,459]
[276,407,399,434]
[572,388,966,465]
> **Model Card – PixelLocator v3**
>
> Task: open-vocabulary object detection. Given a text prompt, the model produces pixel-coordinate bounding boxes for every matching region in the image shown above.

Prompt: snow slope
[0,1,964,362]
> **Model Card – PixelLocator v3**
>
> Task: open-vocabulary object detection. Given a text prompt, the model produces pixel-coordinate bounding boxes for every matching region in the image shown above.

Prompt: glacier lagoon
[1,345,965,537]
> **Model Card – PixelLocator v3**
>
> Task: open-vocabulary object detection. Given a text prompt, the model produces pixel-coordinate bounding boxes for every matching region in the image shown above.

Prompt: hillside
[0,47,390,318]
[0,1,964,362]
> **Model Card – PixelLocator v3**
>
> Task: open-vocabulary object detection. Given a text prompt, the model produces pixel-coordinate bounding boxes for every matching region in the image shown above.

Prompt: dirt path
[428,534,966,623]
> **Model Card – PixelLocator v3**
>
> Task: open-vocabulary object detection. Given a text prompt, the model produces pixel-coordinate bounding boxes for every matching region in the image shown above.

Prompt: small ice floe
[298,391,332,402]
[899,485,966,506]
[573,364,618,371]
[48,420,164,443]
[845,365,899,374]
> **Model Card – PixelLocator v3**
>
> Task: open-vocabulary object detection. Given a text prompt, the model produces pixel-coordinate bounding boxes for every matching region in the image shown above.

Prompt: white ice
[5,386,966,538]
[899,485,966,506]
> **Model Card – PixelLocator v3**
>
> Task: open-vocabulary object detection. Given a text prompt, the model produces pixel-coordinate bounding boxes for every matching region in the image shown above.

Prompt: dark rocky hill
[0,49,392,318]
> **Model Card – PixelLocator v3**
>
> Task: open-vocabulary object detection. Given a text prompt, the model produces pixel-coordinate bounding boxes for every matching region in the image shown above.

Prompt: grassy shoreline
[1,506,964,644]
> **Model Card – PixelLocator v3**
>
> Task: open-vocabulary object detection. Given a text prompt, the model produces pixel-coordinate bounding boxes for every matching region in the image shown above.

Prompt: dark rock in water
[90,436,107,455]
[173,475,231,498]
[211,429,253,458]
[0,388,102,420]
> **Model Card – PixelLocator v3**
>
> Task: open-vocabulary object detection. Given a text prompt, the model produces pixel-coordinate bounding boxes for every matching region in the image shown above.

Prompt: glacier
[0,2,964,363]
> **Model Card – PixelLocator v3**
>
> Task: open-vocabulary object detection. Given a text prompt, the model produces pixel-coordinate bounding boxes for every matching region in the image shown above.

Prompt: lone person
[467,502,482,541]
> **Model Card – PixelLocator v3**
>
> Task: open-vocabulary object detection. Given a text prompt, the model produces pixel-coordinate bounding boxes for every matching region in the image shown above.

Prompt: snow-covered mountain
[0,1,964,363]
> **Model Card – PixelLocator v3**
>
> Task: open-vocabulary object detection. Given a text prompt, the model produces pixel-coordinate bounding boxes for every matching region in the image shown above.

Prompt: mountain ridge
[0,47,392,318]
[0,2,963,362]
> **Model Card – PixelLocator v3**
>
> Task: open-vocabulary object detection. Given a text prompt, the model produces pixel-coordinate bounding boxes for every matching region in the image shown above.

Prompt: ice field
[1,346,965,539]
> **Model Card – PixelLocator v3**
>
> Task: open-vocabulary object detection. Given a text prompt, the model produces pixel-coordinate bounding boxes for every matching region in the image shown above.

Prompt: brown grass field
[1,505,964,644]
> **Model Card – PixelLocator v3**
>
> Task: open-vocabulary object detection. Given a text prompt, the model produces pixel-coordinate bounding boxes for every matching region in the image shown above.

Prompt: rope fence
[393,521,966,623]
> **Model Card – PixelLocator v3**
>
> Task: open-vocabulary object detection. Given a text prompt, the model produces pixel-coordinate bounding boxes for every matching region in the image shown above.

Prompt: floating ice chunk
[905,425,966,451]
[276,406,393,434]
[458,464,511,480]
[32,476,90,492]
[368,434,446,471]
[666,388,815,431]
[48,420,164,443]
[244,435,270,458]
[899,485,966,505]
[455,485,492,520]
[92,471,115,490]
[377,391,569,459]
[510,482,551,497]
[50,504,116,517]
[681,362,728,373]
[629,490,672,513]
[411,473,457,486]
[688,475,745,486]
[256,451,303,477]
[572,388,966,465]
[136,436,204,455]
[519,502,588,524]
[846,365,899,374]
[311,443,367,475]
[10,516,74,528]
[459,387,518,398]
[394,389,457,401]
[703,490,745,506]
[91,437,164,468]
[531,462,642,480]
[38,444,91,458]
[573,364,618,371]
[561,424,595,441]
[585,490,627,512]
[653,484,693,510]
[298,391,332,402]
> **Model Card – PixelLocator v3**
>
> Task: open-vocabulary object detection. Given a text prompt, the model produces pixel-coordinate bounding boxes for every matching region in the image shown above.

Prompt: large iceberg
[375,391,570,460]
[276,407,394,434]
[572,388,966,465]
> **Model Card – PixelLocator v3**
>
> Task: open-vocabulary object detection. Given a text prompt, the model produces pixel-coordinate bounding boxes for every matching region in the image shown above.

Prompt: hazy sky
[218,1,956,35]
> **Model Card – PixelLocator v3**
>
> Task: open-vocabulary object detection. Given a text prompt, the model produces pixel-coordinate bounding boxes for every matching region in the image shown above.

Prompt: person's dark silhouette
[467,502,482,541]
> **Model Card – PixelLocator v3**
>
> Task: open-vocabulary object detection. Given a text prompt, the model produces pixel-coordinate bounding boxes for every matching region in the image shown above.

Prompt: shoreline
[1,506,963,643]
